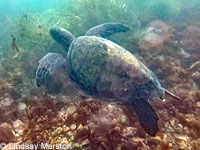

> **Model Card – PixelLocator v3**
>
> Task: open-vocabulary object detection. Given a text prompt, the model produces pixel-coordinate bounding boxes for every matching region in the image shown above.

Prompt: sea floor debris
[0,75,200,150]
[0,2,200,148]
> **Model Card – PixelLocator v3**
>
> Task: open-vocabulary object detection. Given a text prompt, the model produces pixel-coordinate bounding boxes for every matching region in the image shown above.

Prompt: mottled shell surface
[67,36,164,101]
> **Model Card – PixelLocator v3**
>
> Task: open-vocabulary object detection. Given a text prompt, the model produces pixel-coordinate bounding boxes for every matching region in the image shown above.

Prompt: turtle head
[50,27,75,51]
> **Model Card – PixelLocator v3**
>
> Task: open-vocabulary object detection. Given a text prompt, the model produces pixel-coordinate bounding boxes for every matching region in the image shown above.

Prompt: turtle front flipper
[131,99,159,136]
[85,23,130,38]
[50,27,75,51]
[36,53,66,87]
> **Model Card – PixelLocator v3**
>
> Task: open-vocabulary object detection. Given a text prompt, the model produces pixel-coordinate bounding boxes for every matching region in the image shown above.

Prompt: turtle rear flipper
[85,23,130,38]
[36,53,66,87]
[131,99,159,136]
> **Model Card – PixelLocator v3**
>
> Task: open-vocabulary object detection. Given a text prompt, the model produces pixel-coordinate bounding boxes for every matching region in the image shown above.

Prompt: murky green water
[0,0,200,149]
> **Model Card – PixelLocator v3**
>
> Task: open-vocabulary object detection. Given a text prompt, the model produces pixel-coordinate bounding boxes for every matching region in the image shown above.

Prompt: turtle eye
[118,71,129,79]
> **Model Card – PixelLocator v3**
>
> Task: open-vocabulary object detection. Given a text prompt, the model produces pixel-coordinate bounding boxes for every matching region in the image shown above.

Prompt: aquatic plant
[17,98,147,150]
[1,0,200,149]
[1,0,191,67]
[147,0,181,21]
[0,79,19,124]
[176,25,200,55]
[2,89,200,150]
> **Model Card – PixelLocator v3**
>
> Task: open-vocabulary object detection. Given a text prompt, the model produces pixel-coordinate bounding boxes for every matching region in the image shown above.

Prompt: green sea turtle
[36,23,182,136]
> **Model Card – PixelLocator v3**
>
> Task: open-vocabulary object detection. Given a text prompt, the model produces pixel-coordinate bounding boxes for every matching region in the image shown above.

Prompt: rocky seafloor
[0,20,200,150]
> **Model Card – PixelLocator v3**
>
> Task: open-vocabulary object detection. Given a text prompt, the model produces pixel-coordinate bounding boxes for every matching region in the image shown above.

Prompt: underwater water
[0,0,200,149]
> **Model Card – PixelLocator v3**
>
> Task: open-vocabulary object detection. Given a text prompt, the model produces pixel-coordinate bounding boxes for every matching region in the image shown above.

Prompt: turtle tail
[50,27,75,51]
[164,89,183,102]
[85,23,130,38]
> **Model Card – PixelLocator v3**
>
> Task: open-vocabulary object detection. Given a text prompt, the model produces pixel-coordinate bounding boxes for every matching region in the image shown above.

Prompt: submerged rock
[13,120,25,133]
[0,97,14,107]
[178,25,200,54]
[188,61,200,88]
[139,20,173,55]
[0,123,16,142]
